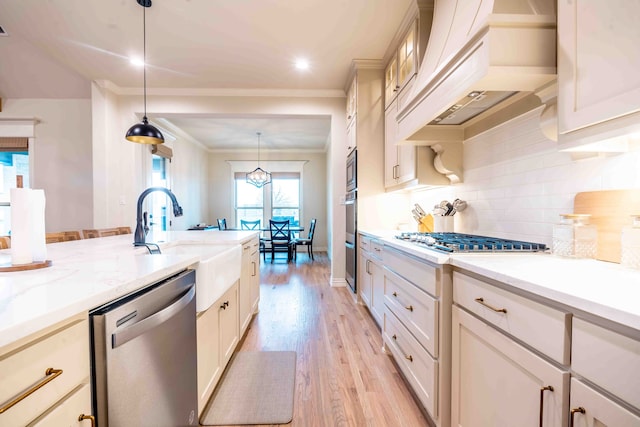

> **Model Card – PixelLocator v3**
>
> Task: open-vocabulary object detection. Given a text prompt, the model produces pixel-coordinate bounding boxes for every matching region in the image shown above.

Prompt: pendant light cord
[142,5,147,119]
[257,132,261,167]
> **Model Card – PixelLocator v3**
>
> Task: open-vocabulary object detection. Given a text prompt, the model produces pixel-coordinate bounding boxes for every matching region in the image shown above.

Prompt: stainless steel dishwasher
[90,269,198,427]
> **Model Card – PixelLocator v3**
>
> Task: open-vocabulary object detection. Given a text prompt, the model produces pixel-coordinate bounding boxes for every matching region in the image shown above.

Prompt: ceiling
[0,0,414,150]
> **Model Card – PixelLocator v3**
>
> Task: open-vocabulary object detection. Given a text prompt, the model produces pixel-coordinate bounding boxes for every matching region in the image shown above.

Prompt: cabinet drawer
[370,239,383,260]
[0,318,90,427]
[570,378,640,427]
[31,383,92,427]
[383,246,439,297]
[383,307,437,418]
[384,268,438,357]
[572,318,640,409]
[359,235,371,252]
[453,272,570,364]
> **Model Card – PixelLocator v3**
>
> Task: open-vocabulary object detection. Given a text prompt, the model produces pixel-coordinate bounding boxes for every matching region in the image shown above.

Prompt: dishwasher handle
[112,285,195,349]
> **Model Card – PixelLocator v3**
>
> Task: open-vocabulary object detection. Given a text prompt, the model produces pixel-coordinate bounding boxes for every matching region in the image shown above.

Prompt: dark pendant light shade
[126,0,164,144]
[126,116,164,144]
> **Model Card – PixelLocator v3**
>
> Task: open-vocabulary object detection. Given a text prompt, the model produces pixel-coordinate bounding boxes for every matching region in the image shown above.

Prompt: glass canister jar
[621,214,640,269]
[552,214,598,258]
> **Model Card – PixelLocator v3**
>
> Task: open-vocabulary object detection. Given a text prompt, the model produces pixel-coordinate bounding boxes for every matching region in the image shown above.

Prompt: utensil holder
[433,215,454,232]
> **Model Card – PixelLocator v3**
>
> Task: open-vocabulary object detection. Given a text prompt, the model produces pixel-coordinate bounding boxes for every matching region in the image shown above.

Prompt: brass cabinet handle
[79,414,96,427]
[405,305,414,312]
[474,297,507,313]
[251,261,256,276]
[539,386,554,427]
[366,259,371,275]
[405,354,413,362]
[0,368,63,414]
[570,407,585,427]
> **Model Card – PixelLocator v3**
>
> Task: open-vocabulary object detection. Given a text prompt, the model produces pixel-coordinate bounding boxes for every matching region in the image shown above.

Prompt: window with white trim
[234,172,300,228]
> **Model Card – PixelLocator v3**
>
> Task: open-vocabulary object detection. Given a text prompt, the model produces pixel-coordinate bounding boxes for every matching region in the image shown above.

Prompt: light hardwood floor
[218,252,430,427]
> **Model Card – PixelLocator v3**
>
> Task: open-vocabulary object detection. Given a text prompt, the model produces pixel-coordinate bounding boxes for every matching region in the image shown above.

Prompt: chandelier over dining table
[246,131,272,188]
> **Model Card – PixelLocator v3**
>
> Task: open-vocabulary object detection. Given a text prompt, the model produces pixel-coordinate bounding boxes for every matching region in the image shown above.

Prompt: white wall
[0,98,93,232]
[410,107,640,246]
[207,150,328,250]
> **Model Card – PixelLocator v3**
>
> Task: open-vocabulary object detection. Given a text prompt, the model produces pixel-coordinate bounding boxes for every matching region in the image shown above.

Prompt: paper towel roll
[10,188,33,265]
[31,189,47,262]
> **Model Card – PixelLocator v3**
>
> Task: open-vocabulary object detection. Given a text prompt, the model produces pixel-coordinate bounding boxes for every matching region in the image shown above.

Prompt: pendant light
[125,0,164,144]
[246,132,272,188]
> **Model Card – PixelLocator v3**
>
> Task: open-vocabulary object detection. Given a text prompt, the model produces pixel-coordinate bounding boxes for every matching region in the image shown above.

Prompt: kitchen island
[0,229,259,426]
[0,230,258,349]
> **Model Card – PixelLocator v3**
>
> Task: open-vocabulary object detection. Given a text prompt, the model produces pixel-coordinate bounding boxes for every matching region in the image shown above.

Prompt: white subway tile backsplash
[410,109,639,243]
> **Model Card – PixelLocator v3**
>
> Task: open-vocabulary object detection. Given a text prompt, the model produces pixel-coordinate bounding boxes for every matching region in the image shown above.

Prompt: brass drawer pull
[405,354,413,362]
[475,297,507,313]
[79,414,96,427]
[570,407,585,427]
[0,368,63,414]
[405,305,414,312]
[539,385,554,427]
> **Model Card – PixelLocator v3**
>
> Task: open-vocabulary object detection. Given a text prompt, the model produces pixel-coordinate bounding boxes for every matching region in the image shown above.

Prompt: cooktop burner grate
[395,232,548,253]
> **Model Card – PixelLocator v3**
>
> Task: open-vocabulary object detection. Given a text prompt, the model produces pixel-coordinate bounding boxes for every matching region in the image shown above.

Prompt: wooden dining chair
[99,228,120,237]
[294,218,317,261]
[0,236,11,249]
[268,219,295,263]
[46,232,66,243]
[117,227,132,235]
[63,231,82,241]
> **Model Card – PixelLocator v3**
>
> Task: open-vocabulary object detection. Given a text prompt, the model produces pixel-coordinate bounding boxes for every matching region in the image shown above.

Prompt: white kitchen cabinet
[451,306,570,427]
[0,313,92,427]
[381,244,452,427]
[31,383,93,427]
[346,115,356,154]
[239,237,260,334]
[569,379,640,427]
[358,240,372,309]
[558,0,640,146]
[196,281,239,415]
[358,235,384,327]
[571,318,640,414]
[346,74,357,126]
[385,19,417,110]
[453,271,570,364]
[385,95,416,189]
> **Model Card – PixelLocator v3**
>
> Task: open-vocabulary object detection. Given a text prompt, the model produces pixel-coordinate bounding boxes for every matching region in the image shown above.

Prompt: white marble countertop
[359,229,640,331]
[0,230,258,348]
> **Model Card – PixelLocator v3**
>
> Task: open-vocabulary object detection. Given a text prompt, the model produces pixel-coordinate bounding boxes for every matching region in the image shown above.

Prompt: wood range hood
[396,0,558,153]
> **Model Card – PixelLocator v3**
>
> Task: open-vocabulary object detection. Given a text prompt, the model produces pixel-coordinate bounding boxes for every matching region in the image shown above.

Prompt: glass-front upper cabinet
[385,20,417,110]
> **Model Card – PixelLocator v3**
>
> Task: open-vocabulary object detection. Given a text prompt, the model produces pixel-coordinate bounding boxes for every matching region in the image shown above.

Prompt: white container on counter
[433,215,454,232]
[552,214,597,259]
[621,214,640,269]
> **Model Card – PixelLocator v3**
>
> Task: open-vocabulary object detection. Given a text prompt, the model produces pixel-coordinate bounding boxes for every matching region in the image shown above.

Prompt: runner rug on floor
[201,351,297,425]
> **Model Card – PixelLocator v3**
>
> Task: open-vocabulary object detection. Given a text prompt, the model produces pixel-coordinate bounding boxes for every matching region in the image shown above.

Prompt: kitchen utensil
[412,213,422,223]
[433,205,446,216]
[452,198,467,212]
[414,204,427,217]
[444,202,454,215]
[411,208,423,219]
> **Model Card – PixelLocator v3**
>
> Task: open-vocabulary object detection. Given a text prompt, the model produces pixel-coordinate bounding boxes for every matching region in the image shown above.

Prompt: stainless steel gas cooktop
[395,232,548,253]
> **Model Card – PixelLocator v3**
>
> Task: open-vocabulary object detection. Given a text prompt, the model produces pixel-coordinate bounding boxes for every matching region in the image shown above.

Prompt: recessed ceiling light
[295,58,310,71]
[130,57,144,67]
